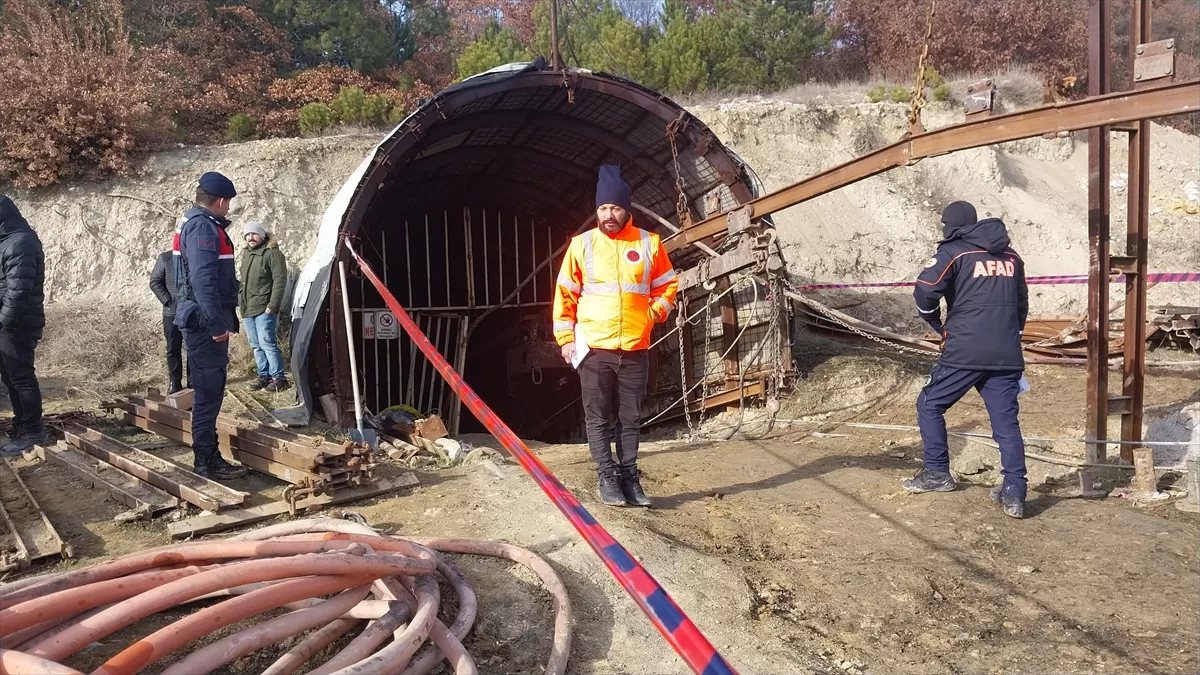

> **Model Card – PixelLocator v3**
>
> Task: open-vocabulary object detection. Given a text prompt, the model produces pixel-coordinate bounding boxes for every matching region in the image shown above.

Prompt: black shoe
[264,376,291,392]
[598,474,626,506]
[1,428,52,457]
[619,471,652,507]
[902,468,957,494]
[195,457,249,481]
[249,376,271,391]
[989,486,1025,519]
[167,381,184,395]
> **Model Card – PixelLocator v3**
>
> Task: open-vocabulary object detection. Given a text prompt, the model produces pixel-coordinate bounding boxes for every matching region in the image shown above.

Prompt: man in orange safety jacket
[552,165,679,507]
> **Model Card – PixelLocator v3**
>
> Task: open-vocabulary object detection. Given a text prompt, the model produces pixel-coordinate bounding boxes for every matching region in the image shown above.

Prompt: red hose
[262,618,362,675]
[0,539,368,608]
[28,553,428,662]
[159,584,371,675]
[0,649,83,675]
[323,575,440,675]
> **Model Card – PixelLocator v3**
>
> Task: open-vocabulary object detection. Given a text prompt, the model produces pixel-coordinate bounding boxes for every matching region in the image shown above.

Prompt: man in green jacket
[238,222,289,392]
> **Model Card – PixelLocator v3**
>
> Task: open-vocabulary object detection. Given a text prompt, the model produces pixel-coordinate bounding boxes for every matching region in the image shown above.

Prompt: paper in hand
[1018,375,1030,396]
[571,324,590,370]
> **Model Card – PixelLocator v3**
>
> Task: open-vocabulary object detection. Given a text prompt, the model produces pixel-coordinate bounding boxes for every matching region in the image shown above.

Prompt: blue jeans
[917,364,1027,500]
[242,312,284,379]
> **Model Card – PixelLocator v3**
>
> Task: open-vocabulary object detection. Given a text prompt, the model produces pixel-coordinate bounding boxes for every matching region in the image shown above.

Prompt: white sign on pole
[362,311,375,339]
[376,311,398,339]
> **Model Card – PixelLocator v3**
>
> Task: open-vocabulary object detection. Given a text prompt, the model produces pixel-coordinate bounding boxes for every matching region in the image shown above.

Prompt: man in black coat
[149,226,190,394]
[903,201,1030,518]
[0,195,50,456]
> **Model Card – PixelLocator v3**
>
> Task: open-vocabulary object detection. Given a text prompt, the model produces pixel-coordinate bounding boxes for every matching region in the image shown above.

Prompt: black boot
[167,380,184,395]
[902,467,957,494]
[1,425,53,457]
[989,486,1025,519]
[619,467,652,507]
[194,447,249,481]
[248,376,271,391]
[597,471,626,507]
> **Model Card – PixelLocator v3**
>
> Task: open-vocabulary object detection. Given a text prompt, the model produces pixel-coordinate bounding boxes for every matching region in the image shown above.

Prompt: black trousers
[163,315,190,388]
[0,329,43,434]
[578,348,648,477]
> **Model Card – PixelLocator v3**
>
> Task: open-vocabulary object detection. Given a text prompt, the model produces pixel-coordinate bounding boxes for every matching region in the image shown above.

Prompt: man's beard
[599,219,623,233]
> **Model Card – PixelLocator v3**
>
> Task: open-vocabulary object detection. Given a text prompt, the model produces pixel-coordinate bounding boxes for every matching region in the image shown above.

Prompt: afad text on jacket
[913,217,1028,370]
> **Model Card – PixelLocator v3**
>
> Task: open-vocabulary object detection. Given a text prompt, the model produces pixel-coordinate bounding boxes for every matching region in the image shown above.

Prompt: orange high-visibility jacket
[552,222,679,351]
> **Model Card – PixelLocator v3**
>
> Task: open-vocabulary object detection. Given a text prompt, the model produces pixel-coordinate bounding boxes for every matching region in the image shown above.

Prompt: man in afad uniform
[553,165,679,507]
[904,201,1030,518]
[173,172,248,481]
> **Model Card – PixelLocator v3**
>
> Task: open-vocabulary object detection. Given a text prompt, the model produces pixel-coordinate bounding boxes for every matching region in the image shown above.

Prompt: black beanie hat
[596,165,632,213]
[941,201,978,229]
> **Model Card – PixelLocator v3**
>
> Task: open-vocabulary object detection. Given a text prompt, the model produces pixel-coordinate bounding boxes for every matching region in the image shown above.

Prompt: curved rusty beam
[665,79,1200,252]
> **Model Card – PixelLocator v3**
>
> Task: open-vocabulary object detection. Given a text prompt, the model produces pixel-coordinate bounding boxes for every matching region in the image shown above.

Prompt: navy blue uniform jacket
[913,218,1028,370]
[173,206,240,338]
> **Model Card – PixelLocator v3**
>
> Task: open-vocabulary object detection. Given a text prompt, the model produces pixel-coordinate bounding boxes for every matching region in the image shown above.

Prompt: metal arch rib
[665,80,1200,253]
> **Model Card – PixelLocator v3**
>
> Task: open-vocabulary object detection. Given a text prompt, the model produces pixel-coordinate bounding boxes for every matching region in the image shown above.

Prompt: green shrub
[866,85,887,103]
[331,86,391,127]
[923,66,946,89]
[225,113,258,142]
[386,104,407,125]
[889,86,913,103]
[298,102,336,137]
[932,83,953,102]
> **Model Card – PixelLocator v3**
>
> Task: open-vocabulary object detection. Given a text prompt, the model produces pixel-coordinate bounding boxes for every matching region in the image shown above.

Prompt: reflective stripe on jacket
[552,221,679,351]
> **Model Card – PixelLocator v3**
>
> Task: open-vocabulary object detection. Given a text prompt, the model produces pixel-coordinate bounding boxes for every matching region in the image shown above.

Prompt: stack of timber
[0,459,71,572]
[110,393,376,495]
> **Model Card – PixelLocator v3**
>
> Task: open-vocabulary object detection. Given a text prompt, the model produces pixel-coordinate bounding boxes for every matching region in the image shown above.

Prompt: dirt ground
[5,341,1199,675]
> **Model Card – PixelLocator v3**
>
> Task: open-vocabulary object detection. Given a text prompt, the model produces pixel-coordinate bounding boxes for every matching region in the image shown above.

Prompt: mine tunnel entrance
[297,62,786,442]
[345,206,585,442]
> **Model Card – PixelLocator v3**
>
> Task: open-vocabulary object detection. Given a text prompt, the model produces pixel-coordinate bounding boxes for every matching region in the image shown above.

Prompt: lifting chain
[676,293,695,436]
[783,279,936,357]
[906,0,938,135]
[695,293,716,433]
[665,113,693,228]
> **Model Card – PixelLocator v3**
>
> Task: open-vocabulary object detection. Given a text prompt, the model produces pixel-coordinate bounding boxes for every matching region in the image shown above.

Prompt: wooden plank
[122,412,322,486]
[41,442,177,516]
[166,473,420,540]
[62,424,247,512]
[131,398,337,463]
[167,389,194,411]
[121,406,326,473]
[0,458,72,564]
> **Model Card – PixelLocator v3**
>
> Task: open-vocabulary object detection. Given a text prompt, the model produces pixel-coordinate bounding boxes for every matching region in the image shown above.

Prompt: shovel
[338,260,378,449]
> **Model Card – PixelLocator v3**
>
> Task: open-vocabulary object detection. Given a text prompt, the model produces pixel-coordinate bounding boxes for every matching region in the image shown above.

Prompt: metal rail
[664,80,1200,252]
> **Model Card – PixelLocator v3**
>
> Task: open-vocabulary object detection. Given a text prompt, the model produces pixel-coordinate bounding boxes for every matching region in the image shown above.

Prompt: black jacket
[149,251,182,317]
[914,217,1028,371]
[0,196,46,339]
[173,206,239,337]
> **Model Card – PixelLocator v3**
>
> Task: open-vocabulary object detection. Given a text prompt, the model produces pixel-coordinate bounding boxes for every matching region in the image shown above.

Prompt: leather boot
[619,466,652,507]
[597,470,625,506]
[902,468,957,494]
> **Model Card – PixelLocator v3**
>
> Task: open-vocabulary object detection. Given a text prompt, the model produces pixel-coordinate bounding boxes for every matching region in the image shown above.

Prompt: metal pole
[471,214,597,330]
[1122,0,1152,465]
[338,261,365,434]
[444,210,451,307]
[482,209,490,305]
[531,217,539,304]
[549,0,563,70]
[497,210,504,302]
[1083,0,1113,495]
[384,230,393,410]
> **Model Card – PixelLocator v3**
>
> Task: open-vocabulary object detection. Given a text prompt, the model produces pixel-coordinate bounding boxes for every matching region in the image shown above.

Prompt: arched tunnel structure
[289,61,790,442]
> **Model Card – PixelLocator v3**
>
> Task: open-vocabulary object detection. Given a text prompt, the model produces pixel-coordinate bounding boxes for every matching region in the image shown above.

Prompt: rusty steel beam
[1120,0,1154,466]
[664,79,1200,253]
[1083,0,1115,493]
[61,424,246,512]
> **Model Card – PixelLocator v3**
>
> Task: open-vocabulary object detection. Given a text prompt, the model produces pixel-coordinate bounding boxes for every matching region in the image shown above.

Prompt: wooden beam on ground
[166,472,420,539]
[62,424,246,512]
[39,442,177,517]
